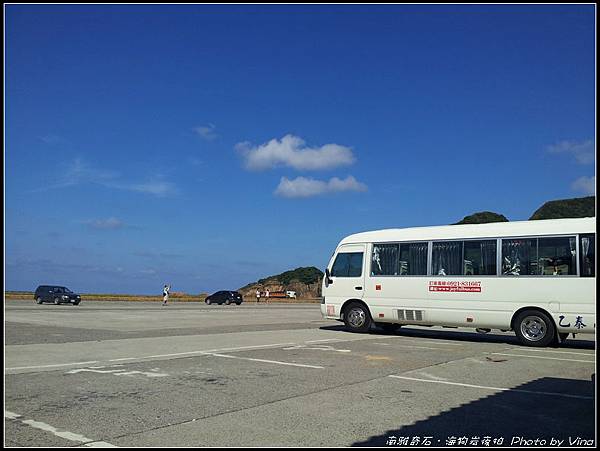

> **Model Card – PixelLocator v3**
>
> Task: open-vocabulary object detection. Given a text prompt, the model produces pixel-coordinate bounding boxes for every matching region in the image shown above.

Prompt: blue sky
[5,4,596,294]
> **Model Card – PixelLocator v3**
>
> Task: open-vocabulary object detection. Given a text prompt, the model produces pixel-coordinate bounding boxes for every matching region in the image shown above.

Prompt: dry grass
[4,291,320,303]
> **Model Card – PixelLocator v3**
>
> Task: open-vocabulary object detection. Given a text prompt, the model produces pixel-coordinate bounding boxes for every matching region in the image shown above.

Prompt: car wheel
[236,302,242,305]
[225,300,231,305]
[514,309,556,347]
[54,297,60,305]
[343,302,372,333]
[36,297,43,304]
[205,299,212,305]
[377,323,402,333]
[73,302,80,306]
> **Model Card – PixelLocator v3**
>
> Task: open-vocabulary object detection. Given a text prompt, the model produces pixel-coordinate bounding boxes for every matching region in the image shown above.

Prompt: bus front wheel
[514,309,556,347]
[343,302,372,333]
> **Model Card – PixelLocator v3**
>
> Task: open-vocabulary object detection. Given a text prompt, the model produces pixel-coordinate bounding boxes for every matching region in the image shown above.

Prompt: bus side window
[399,242,428,276]
[463,240,497,275]
[432,241,462,276]
[371,244,399,276]
[580,234,595,277]
[537,236,577,276]
[502,239,536,276]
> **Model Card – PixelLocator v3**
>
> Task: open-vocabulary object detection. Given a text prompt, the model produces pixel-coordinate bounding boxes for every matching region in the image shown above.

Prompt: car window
[54,287,63,293]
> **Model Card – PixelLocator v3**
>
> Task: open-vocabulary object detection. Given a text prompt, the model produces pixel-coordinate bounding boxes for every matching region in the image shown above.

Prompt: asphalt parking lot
[4,300,596,447]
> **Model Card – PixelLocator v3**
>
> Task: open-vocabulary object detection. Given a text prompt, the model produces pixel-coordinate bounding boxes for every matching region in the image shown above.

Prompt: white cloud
[140,269,157,275]
[44,158,118,189]
[83,217,125,230]
[237,134,356,171]
[39,134,64,145]
[194,123,217,140]
[128,181,178,197]
[188,157,203,166]
[33,158,178,197]
[275,175,368,198]
[547,139,595,165]
[571,176,596,195]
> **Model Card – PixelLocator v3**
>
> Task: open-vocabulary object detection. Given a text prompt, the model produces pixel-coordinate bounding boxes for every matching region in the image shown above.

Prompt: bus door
[325,244,366,307]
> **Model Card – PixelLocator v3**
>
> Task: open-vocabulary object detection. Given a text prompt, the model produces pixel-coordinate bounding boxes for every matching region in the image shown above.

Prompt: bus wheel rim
[521,316,547,341]
[348,308,366,328]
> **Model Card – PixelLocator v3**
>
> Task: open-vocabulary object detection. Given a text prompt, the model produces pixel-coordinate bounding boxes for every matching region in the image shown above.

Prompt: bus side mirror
[325,268,333,287]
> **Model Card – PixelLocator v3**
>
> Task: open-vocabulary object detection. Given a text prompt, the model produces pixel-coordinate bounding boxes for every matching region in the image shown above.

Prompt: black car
[205,290,243,305]
[34,285,81,305]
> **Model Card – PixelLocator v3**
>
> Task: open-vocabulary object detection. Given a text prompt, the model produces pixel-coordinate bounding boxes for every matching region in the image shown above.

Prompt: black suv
[34,285,81,305]
[205,291,243,305]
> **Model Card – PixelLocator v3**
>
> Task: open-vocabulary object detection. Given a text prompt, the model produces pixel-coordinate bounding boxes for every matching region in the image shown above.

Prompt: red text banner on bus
[429,281,482,293]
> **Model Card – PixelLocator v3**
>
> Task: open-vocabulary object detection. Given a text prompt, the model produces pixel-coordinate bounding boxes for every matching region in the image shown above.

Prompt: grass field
[4,291,320,303]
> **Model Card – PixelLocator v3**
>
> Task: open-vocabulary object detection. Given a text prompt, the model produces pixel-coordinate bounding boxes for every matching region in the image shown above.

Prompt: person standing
[265,288,270,304]
[256,288,261,303]
[162,284,171,306]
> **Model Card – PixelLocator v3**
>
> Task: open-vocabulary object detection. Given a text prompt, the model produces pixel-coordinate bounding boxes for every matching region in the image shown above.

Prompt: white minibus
[321,217,595,347]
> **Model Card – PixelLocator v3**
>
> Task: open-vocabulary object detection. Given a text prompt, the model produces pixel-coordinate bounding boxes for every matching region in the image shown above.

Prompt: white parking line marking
[396,338,464,347]
[7,336,423,374]
[114,370,168,378]
[388,375,593,400]
[5,411,116,446]
[391,344,447,351]
[6,361,99,371]
[202,352,324,369]
[67,368,125,375]
[81,442,118,447]
[304,339,345,344]
[508,348,595,356]
[5,410,22,419]
[283,344,351,353]
[6,343,299,373]
[491,353,595,363]
[416,372,449,381]
[66,368,169,378]
[145,342,297,359]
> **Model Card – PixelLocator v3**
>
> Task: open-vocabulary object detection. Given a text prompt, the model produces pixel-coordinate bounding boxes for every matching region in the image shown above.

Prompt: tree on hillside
[277,267,323,285]
[530,196,595,220]
[242,266,323,290]
[454,211,509,225]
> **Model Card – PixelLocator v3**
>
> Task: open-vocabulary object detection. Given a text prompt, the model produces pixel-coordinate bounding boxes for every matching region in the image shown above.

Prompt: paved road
[4,300,596,447]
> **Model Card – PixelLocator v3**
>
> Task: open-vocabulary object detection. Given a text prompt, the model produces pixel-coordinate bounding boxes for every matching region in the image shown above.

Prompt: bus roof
[339,217,596,245]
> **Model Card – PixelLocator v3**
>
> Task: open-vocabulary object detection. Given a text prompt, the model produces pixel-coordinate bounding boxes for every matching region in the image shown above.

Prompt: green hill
[240,266,323,291]
[257,266,323,286]
[454,196,595,224]
[455,211,509,225]
[239,266,324,300]
[530,196,595,220]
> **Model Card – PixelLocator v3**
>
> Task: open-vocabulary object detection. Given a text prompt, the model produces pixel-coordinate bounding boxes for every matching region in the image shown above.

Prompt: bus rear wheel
[343,302,372,333]
[514,309,556,347]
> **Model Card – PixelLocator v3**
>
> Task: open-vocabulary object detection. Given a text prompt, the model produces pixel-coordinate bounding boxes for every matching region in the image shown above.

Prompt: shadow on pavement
[318,325,596,350]
[352,376,595,447]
